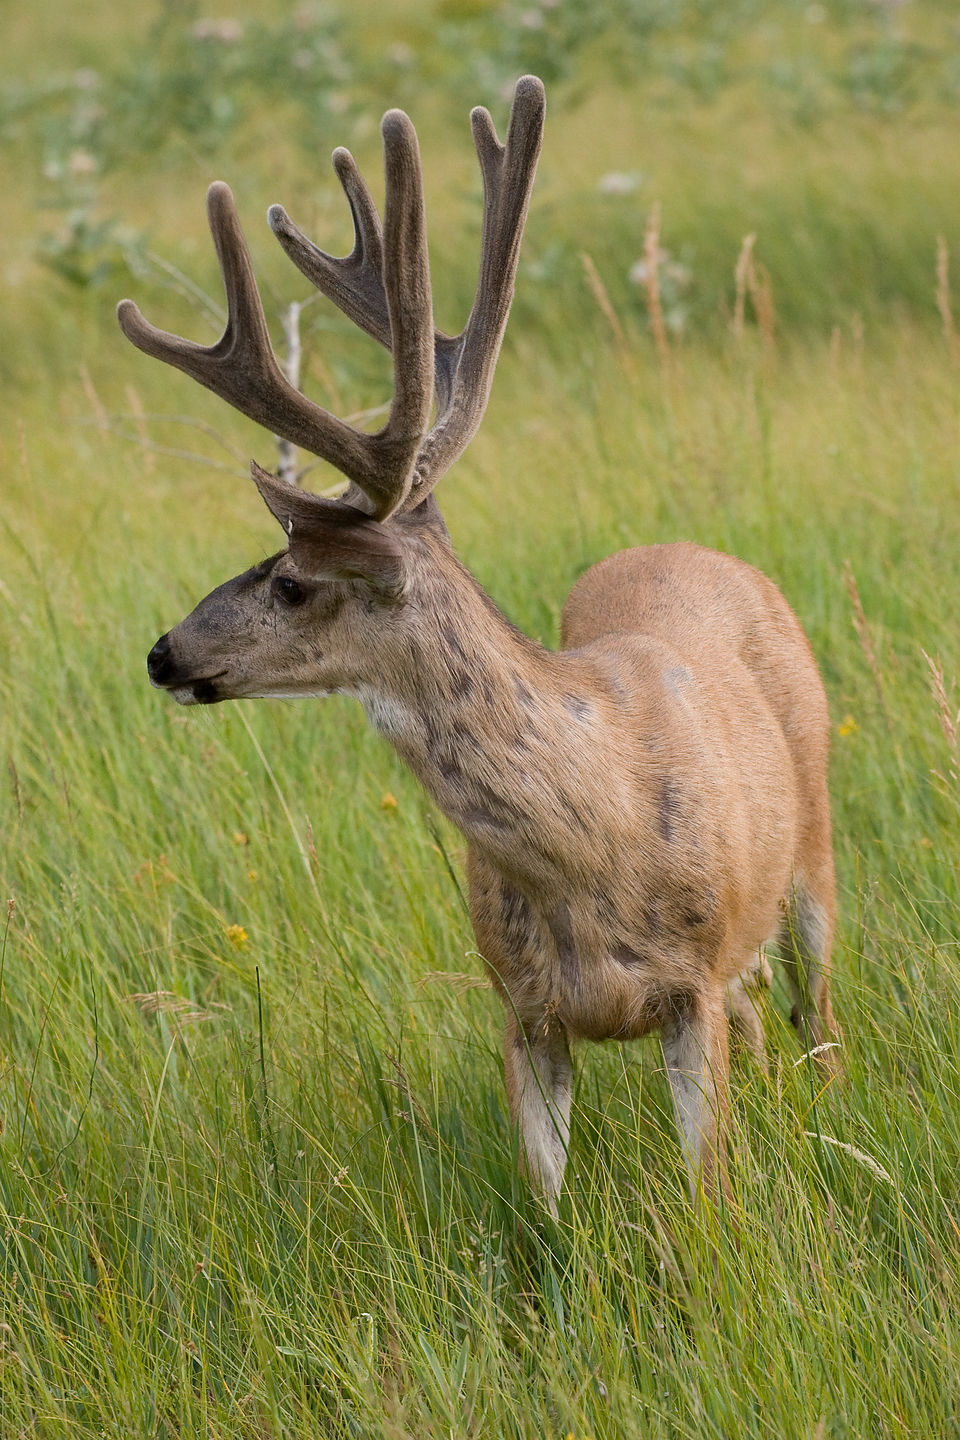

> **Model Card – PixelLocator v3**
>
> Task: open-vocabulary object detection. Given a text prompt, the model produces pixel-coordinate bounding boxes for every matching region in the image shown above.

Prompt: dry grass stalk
[803,1131,893,1186]
[124,384,154,475]
[732,232,756,341]
[16,420,30,485]
[843,560,891,731]
[920,648,959,750]
[416,970,490,993]
[89,410,250,474]
[747,258,776,359]
[935,236,960,366]
[792,1041,842,1067]
[850,312,864,370]
[580,250,635,377]
[79,363,109,431]
[642,203,671,371]
[732,233,775,357]
[384,1051,432,1128]
[125,990,230,1026]
[94,427,242,475]
[829,324,842,376]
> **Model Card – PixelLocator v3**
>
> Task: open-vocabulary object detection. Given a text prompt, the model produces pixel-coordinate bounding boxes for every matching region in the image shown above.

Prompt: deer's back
[562,541,829,768]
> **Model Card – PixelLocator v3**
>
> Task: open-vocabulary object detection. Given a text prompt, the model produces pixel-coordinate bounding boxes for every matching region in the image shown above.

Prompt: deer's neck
[355,543,615,875]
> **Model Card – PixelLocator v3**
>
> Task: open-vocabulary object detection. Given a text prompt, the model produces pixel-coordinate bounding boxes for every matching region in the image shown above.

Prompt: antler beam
[119,76,544,517]
[118,113,434,520]
[268,74,546,509]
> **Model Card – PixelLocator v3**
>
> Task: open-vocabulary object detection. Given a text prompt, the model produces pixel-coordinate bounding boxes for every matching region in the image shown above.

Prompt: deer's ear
[251,459,341,534]
[251,460,406,596]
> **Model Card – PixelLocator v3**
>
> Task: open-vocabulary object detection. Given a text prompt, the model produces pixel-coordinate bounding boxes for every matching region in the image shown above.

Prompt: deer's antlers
[118,76,545,521]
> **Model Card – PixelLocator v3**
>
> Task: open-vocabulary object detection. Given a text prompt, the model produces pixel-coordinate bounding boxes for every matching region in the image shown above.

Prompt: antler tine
[118,184,378,491]
[408,74,545,503]
[118,113,435,521]
[378,109,435,463]
[267,76,545,512]
[269,148,391,350]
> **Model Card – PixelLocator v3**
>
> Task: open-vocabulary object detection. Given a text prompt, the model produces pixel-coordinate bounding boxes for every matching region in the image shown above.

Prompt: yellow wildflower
[233,831,249,846]
[381,792,398,811]
[837,714,858,737]
[225,924,248,949]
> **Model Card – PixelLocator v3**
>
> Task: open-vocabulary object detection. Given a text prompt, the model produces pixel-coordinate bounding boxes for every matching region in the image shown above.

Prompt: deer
[119,74,839,1213]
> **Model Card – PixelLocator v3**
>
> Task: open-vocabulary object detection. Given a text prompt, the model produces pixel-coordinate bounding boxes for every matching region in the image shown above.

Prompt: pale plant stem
[235,706,318,892]
[277,300,303,485]
[747,258,776,360]
[92,428,245,475]
[920,648,959,750]
[91,410,248,461]
[843,560,892,734]
[732,232,756,342]
[79,363,109,431]
[850,312,864,371]
[580,250,635,378]
[643,203,671,373]
[936,235,960,366]
[0,898,13,1010]
[20,976,59,1151]
[125,383,154,474]
[143,250,226,326]
[133,1032,179,1305]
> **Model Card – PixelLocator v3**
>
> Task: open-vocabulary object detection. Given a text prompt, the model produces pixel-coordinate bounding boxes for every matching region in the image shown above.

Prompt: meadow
[2,1,960,1435]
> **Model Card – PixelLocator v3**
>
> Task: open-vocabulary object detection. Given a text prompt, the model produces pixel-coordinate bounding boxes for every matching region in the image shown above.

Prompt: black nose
[147,634,175,686]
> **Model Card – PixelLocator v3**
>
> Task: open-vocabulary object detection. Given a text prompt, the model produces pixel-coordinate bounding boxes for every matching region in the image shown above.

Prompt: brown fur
[148,516,838,1208]
[128,76,838,1212]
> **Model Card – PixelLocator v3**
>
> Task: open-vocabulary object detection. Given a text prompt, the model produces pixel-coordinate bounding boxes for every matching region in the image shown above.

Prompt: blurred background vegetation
[2,2,960,1437]
[6,0,960,358]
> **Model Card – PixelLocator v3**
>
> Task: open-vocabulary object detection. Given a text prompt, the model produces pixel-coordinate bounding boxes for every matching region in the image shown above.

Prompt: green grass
[2,2,960,1435]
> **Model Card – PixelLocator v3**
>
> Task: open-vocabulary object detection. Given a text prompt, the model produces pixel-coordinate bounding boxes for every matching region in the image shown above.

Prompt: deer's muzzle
[147,633,225,705]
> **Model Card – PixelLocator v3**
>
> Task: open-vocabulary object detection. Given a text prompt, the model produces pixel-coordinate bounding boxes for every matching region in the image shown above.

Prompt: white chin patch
[357,690,415,740]
[171,687,200,706]
[245,688,333,700]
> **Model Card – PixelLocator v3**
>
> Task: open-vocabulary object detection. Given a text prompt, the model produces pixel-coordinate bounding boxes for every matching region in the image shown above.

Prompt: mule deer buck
[120,75,838,1210]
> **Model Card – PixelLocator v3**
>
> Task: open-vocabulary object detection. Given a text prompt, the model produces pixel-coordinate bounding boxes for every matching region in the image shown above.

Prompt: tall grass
[2,2,960,1435]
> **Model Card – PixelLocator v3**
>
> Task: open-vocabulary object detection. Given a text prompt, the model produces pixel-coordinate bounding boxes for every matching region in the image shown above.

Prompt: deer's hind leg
[780,865,840,1071]
[660,983,730,1201]
[724,949,773,1068]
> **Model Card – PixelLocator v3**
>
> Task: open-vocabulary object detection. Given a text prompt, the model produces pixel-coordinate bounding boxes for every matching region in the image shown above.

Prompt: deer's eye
[274,576,305,606]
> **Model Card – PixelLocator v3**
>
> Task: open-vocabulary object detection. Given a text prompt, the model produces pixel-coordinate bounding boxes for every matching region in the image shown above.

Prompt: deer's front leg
[660,985,730,1202]
[504,1014,572,1215]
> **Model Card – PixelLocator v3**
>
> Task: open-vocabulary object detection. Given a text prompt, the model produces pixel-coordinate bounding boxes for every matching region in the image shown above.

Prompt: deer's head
[121,78,545,706]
